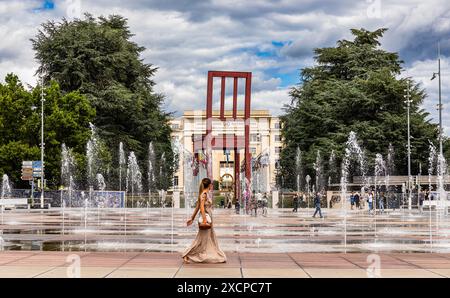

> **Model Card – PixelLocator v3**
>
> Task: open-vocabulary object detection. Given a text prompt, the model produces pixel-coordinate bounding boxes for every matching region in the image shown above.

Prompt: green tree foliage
[280,28,440,190]
[0,74,95,188]
[31,14,174,190]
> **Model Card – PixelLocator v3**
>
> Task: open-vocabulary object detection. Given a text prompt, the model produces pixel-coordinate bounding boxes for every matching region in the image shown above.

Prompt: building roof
[181,110,275,118]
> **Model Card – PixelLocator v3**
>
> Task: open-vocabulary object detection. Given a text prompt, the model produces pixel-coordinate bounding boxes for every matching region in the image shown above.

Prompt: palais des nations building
[170,110,282,194]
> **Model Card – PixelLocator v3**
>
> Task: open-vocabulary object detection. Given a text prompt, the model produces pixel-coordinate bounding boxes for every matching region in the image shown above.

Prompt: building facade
[170,110,282,195]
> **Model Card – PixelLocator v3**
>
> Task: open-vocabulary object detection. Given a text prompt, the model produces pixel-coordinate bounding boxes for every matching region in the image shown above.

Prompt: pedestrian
[354,192,360,209]
[419,190,425,214]
[378,192,385,214]
[350,192,355,210]
[368,191,374,215]
[235,200,240,214]
[262,193,268,217]
[312,192,323,218]
[293,193,299,212]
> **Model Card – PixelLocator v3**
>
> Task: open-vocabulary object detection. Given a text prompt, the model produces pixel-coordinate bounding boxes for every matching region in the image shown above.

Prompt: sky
[0,0,450,135]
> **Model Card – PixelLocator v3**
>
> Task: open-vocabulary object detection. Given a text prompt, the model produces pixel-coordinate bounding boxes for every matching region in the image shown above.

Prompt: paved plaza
[1,207,450,277]
[0,251,450,278]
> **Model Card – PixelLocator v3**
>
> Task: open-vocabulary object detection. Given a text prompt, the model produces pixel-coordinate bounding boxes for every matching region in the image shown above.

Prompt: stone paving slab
[175,267,242,278]
[378,269,444,278]
[242,268,309,278]
[35,266,116,278]
[0,251,449,278]
[0,266,55,278]
[107,268,179,278]
[428,269,450,277]
[304,268,368,278]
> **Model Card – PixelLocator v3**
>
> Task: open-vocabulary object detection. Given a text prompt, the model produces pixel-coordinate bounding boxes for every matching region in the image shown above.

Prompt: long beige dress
[182,192,227,263]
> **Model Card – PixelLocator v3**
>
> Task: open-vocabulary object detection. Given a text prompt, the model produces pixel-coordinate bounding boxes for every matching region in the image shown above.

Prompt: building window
[250,147,257,154]
[274,122,281,129]
[250,134,260,142]
[171,123,180,130]
[173,176,179,187]
[274,135,281,142]
[275,147,282,154]
[220,161,234,168]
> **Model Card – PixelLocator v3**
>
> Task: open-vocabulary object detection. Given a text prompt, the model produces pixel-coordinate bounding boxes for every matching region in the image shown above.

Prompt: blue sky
[0,0,449,135]
[32,0,54,12]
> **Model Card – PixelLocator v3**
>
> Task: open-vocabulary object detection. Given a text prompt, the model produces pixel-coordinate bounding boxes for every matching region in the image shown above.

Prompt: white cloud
[405,57,450,135]
[0,0,449,137]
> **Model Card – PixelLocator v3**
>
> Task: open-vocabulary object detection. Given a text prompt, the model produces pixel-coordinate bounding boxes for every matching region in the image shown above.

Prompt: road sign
[32,161,43,168]
[32,160,44,177]
[21,161,34,180]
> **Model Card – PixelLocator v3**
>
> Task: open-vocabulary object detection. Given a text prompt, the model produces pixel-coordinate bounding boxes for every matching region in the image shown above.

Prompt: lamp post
[404,80,412,210]
[39,77,45,208]
[431,41,443,176]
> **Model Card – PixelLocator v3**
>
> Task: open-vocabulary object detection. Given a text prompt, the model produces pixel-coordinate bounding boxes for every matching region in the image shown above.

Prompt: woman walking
[182,178,227,263]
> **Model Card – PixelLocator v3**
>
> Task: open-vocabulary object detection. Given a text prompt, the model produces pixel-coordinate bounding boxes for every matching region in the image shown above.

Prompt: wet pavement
[1,207,449,253]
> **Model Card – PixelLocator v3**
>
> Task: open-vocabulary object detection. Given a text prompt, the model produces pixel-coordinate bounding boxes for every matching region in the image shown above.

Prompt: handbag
[198,213,212,230]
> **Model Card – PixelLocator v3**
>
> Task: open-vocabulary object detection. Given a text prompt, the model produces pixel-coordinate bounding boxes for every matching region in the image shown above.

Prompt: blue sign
[32,161,43,169]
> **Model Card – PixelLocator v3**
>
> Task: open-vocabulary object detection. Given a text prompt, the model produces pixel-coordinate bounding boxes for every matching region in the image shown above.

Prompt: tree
[279,28,440,190]
[31,14,174,190]
[0,74,95,188]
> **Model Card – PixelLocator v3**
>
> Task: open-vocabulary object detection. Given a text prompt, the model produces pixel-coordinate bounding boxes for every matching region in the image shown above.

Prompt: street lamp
[430,41,443,163]
[40,76,45,209]
[404,80,412,210]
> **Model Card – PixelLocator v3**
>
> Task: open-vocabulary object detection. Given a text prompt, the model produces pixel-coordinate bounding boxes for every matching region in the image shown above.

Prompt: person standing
[368,191,374,215]
[293,194,299,212]
[312,192,323,218]
[419,190,425,214]
[350,192,355,210]
[262,193,268,217]
[235,200,240,214]
[378,192,385,214]
[354,192,360,209]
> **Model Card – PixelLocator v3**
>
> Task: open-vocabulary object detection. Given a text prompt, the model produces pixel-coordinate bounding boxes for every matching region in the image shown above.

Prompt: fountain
[436,152,448,216]
[86,123,102,208]
[341,132,367,208]
[295,147,303,193]
[61,144,76,207]
[386,144,395,208]
[340,131,367,251]
[374,153,386,212]
[313,150,324,192]
[1,174,12,229]
[119,142,126,192]
[328,150,337,187]
[305,174,311,210]
[148,142,156,206]
[126,152,142,208]
[159,152,166,207]
[428,143,437,192]
[96,173,106,191]
[1,174,12,200]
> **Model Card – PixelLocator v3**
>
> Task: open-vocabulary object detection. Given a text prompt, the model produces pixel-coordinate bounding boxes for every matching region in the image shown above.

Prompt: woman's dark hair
[198,178,212,194]
[201,178,212,189]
